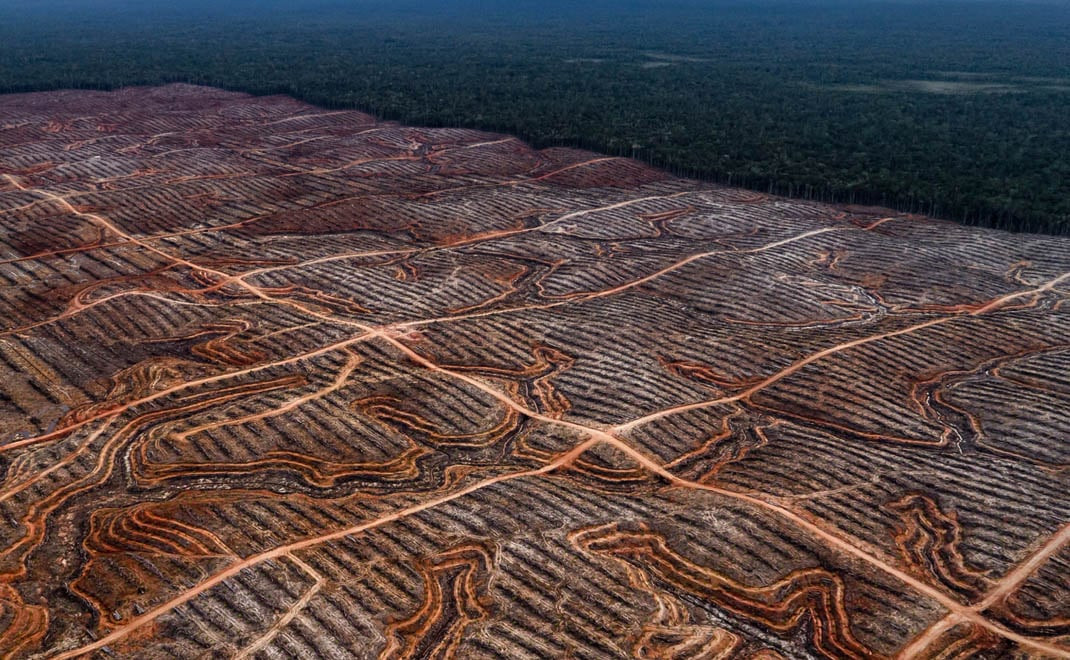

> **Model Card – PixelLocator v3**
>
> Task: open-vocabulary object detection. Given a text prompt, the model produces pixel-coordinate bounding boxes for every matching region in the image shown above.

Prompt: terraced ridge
[0,84,1066,659]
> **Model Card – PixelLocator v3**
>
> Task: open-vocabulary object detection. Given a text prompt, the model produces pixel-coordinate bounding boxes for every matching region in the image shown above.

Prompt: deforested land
[0,85,1067,658]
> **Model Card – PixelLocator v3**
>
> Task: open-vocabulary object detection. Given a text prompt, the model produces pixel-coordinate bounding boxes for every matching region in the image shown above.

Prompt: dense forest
[1,0,1068,234]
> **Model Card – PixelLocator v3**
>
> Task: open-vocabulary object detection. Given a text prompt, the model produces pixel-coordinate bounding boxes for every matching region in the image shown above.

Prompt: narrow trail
[1,173,392,341]
[48,437,602,660]
[973,523,1070,610]
[166,349,362,444]
[898,523,1070,658]
[0,332,373,454]
[615,270,1070,433]
[231,553,325,660]
[0,132,568,269]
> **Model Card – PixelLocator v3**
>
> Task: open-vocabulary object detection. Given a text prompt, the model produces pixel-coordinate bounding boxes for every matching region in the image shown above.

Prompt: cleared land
[0,85,1066,659]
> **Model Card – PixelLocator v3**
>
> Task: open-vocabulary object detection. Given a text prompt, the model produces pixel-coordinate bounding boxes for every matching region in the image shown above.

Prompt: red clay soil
[0,84,1067,659]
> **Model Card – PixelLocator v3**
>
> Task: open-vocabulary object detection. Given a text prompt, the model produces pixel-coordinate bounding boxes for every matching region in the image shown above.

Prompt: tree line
[0,0,1067,234]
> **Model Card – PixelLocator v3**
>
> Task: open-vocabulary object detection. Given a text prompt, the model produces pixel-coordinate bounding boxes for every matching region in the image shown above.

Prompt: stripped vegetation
[0,85,1066,658]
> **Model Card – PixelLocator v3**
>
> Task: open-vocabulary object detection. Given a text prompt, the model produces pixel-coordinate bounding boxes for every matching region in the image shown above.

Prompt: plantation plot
[0,85,1066,658]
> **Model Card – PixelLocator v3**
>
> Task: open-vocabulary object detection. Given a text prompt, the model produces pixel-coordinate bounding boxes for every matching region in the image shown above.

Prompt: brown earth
[0,84,1066,659]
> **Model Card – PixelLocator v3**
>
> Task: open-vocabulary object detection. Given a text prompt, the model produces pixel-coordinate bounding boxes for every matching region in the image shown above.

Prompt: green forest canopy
[1,0,1068,234]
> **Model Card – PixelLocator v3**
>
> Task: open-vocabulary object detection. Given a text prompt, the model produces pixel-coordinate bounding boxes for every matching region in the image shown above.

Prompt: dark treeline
[0,0,1068,234]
